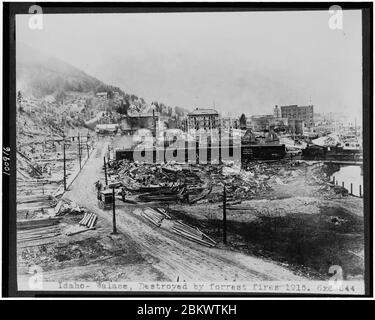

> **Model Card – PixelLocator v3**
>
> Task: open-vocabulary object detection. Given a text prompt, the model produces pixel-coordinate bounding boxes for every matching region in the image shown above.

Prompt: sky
[16,10,362,119]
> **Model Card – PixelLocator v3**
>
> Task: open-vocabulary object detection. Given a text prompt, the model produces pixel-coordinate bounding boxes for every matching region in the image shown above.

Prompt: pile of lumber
[140,208,166,227]
[135,207,171,227]
[18,225,61,243]
[138,193,179,202]
[17,217,61,230]
[78,212,98,228]
[17,194,54,204]
[171,220,216,247]
[66,212,98,236]
[154,207,172,219]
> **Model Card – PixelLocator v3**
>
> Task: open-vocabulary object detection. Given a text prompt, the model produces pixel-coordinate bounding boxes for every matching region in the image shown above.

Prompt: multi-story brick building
[187,108,219,131]
[280,104,314,129]
[249,115,274,131]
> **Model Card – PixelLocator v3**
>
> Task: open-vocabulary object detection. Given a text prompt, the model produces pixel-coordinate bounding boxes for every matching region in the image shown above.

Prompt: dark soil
[168,203,364,280]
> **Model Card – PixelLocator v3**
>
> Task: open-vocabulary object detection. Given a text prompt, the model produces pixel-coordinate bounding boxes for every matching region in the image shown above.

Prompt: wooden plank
[17,217,61,230]
[86,214,95,227]
[18,233,61,242]
[81,213,92,226]
[80,213,90,225]
[202,233,217,245]
[141,211,161,227]
[88,215,97,228]
[54,200,63,215]
[18,228,60,236]
[67,227,96,236]
[79,212,88,225]
[173,224,202,238]
[155,207,172,219]
[171,228,213,247]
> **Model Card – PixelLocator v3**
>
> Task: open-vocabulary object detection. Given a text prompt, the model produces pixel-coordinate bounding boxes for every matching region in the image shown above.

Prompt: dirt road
[64,140,304,282]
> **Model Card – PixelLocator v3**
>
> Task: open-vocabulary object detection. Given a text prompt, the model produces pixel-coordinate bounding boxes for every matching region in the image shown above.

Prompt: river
[331,165,363,197]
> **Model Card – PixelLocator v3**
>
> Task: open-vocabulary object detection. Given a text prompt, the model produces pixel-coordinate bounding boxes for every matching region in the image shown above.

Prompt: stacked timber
[154,207,172,219]
[17,225,61,243]
[171,220,216,247]
[66,212,98,236]
[138,193,179,202]
[17,217,62,230]
[17,194,54,204]
[78,212,98,228]
[140,208,166,227]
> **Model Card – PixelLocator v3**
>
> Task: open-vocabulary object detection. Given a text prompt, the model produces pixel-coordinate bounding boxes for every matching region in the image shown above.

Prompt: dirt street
[63,139,305,282]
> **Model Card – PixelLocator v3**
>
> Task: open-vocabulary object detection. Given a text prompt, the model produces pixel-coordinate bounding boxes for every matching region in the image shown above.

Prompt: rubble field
[165,162,364,280]
[17,135,364,283]
[17,206,167,284]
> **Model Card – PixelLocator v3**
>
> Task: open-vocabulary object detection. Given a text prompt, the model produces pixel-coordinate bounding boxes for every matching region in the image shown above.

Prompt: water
[331,165,363,197]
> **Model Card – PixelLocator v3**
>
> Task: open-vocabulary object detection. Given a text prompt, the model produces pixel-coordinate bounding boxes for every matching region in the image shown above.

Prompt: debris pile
[108,160,207,203]
[108,160,289,204]
[55,199,87,216]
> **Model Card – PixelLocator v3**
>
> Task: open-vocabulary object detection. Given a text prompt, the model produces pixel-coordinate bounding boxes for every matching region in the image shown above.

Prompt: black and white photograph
[2,2,372,298]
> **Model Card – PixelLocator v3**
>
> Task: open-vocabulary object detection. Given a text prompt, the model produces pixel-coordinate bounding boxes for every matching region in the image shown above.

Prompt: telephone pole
[78,131,81,170]
[222,184,227,244]
[111,186,117,234]
[63,134,67,191]
[103,156,108,186]
[86,132,90,158]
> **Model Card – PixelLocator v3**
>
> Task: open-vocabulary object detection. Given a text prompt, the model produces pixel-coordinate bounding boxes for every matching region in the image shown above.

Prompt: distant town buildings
[187,108,219,131]
[249,115,274,131]
[96,92,108,100]
[221,117,239,130]
[120,112,160,135]
[280,105,314,129]
[239,114,247,130]
[273,105,281,119]
[288,119,305,135]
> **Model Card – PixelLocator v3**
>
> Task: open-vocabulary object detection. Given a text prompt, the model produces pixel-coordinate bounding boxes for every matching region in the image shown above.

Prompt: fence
[331,175,363,198]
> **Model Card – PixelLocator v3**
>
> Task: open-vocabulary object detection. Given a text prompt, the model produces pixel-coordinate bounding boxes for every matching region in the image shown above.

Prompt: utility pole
[63,134,67,191]
[222,184,227,244]
[78,131,82,170]
[219,117,222,164]
[87,133,90,158]
[104,156,108,186]
[153,109,157,138]
[111,186,117,234]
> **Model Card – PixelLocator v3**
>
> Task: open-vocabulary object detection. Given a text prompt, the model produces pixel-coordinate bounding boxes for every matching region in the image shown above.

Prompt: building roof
[188,108,218,116]
[96,124,119,131]
[127,112,160,118]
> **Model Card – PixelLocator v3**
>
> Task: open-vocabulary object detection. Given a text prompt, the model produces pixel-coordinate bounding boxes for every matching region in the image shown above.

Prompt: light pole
[103,156,108,186]
[109,182,121,235]
[222,184,227,244]
[112,187,117,234]
[78,131,82,170]
[63,134,67,191]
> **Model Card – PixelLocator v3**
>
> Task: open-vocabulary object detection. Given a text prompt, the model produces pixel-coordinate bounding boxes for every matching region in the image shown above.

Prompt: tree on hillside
[55,90,66,105]
[107,90,114,100]
[17,91,24,113]
[116,98,131,115]
[17,91,23,103]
